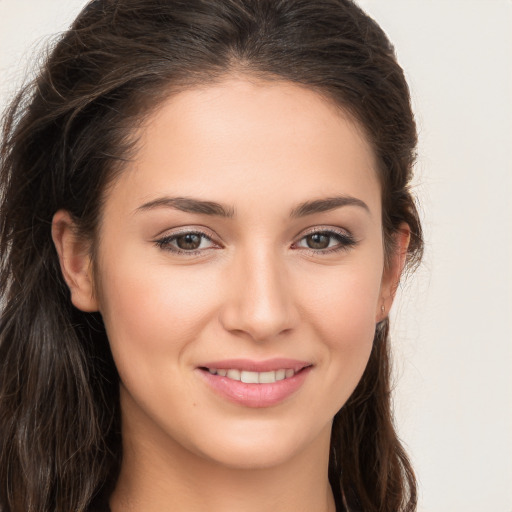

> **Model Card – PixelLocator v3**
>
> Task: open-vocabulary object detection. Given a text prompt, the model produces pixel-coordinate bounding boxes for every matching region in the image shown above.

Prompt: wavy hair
[0,1,423,510]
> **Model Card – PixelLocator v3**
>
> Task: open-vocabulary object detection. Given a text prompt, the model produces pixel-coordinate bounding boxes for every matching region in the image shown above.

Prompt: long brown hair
[0,1,423,511]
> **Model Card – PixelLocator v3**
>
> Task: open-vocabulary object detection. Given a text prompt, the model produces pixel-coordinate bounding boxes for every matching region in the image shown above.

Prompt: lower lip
[196,367,312,408]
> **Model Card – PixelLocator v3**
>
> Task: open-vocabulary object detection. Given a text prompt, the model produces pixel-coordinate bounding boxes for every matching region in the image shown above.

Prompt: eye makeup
[292,227,358,255]
[154,226,358,257]
[154,230,219,255]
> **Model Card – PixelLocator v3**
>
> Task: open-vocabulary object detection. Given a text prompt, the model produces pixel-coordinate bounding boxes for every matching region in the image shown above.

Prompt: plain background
[1,1,511,511]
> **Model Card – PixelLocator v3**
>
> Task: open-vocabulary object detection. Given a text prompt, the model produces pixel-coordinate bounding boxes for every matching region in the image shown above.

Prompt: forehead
[106,77,380,218]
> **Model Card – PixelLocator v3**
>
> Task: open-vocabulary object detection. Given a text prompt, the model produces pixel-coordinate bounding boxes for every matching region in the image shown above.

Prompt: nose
[219,247,300,342]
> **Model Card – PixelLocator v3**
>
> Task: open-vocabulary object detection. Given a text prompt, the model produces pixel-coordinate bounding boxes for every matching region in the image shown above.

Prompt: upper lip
[198,358,312,373]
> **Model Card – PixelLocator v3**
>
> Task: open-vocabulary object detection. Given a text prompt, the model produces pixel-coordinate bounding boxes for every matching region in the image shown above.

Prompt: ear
[376,222,410,323]
[51,210,99,312]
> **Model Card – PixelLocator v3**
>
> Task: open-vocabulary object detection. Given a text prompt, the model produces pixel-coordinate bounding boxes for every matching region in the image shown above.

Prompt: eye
[294,229,357,254]
[155,230,218,255]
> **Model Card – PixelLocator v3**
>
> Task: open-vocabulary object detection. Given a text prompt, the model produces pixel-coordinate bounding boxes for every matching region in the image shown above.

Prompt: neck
[110,395,336,512]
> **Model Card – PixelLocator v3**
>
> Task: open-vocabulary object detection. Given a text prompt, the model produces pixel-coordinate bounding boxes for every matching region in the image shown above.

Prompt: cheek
[298,263,381,400]
[324,287,377,361]
[96,247,252,397]
[96,257,218,377]
[300,257,382,333]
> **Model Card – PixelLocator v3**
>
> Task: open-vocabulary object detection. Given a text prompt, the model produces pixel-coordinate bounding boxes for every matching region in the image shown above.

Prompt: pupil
[308,233,329,249]
[177,234,201,250]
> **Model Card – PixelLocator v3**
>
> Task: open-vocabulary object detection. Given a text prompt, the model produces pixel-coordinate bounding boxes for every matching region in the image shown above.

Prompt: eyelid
[292,226,357,254]
[153,225,357,256]
[153,224,218,239]
[298,225,350,237]
[154,227,222,255]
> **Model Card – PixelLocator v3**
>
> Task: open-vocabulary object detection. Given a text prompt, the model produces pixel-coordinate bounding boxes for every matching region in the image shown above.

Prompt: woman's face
[75,78,396,469]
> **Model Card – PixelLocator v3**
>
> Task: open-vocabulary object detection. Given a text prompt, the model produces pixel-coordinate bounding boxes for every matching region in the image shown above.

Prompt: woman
[0,0,423,511]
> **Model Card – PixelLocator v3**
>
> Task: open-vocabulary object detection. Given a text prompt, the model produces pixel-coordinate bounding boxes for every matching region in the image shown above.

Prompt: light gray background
[1,1,511,511]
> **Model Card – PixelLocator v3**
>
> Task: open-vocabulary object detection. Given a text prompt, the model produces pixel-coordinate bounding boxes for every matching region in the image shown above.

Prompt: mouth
[199,367,305,384]
[196,359,313,408]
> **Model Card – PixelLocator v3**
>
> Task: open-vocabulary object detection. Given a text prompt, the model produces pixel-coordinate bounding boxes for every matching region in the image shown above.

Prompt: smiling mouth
[197,361,313,407]
[200,367,302,384]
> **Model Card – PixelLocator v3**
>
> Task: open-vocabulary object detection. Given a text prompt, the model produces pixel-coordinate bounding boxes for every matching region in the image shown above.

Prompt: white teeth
[226,369,241,380]
[241,370,259,383]
[207,368,298,383]
[258,371,276,383]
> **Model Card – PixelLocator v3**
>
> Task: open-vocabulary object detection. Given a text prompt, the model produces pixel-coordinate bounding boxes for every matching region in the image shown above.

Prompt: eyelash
[154,228,357,256]
[292,228,357,255]
[155,230,217,256]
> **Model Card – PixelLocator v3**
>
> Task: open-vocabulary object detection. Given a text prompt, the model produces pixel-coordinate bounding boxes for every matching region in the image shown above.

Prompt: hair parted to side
[0,1,423,511]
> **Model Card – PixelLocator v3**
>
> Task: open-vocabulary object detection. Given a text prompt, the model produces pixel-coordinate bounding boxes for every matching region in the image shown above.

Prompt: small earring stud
[381,305,385,313]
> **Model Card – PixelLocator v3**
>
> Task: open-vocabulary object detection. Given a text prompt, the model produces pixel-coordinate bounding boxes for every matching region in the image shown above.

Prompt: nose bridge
[220,243,298,341]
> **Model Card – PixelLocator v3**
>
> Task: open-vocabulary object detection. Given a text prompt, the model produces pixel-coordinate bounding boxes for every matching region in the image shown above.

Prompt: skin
[53,76,409,512]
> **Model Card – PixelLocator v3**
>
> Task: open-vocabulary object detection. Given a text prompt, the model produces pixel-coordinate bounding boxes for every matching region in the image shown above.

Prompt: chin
[186,416,332,471]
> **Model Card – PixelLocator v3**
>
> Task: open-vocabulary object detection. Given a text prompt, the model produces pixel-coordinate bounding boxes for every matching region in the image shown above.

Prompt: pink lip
[196,359,313,408]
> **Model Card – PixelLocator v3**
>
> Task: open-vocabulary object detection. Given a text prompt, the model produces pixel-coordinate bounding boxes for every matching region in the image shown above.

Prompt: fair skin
[52,77,409,512]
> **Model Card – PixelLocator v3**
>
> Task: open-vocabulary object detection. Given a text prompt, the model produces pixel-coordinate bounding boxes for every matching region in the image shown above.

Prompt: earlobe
[376,223,410,323]
[51,210,99,312]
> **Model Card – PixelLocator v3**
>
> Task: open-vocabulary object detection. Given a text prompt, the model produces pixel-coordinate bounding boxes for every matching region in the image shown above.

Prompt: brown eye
[305,233,330,249]
[155,231,216,254]
[175,233,202,250]
[295,229,357,254]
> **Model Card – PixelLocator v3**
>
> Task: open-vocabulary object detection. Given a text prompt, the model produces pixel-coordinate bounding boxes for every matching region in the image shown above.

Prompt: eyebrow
[136,197,235,217]
[135,195,370,218]
[289,195,370,218]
